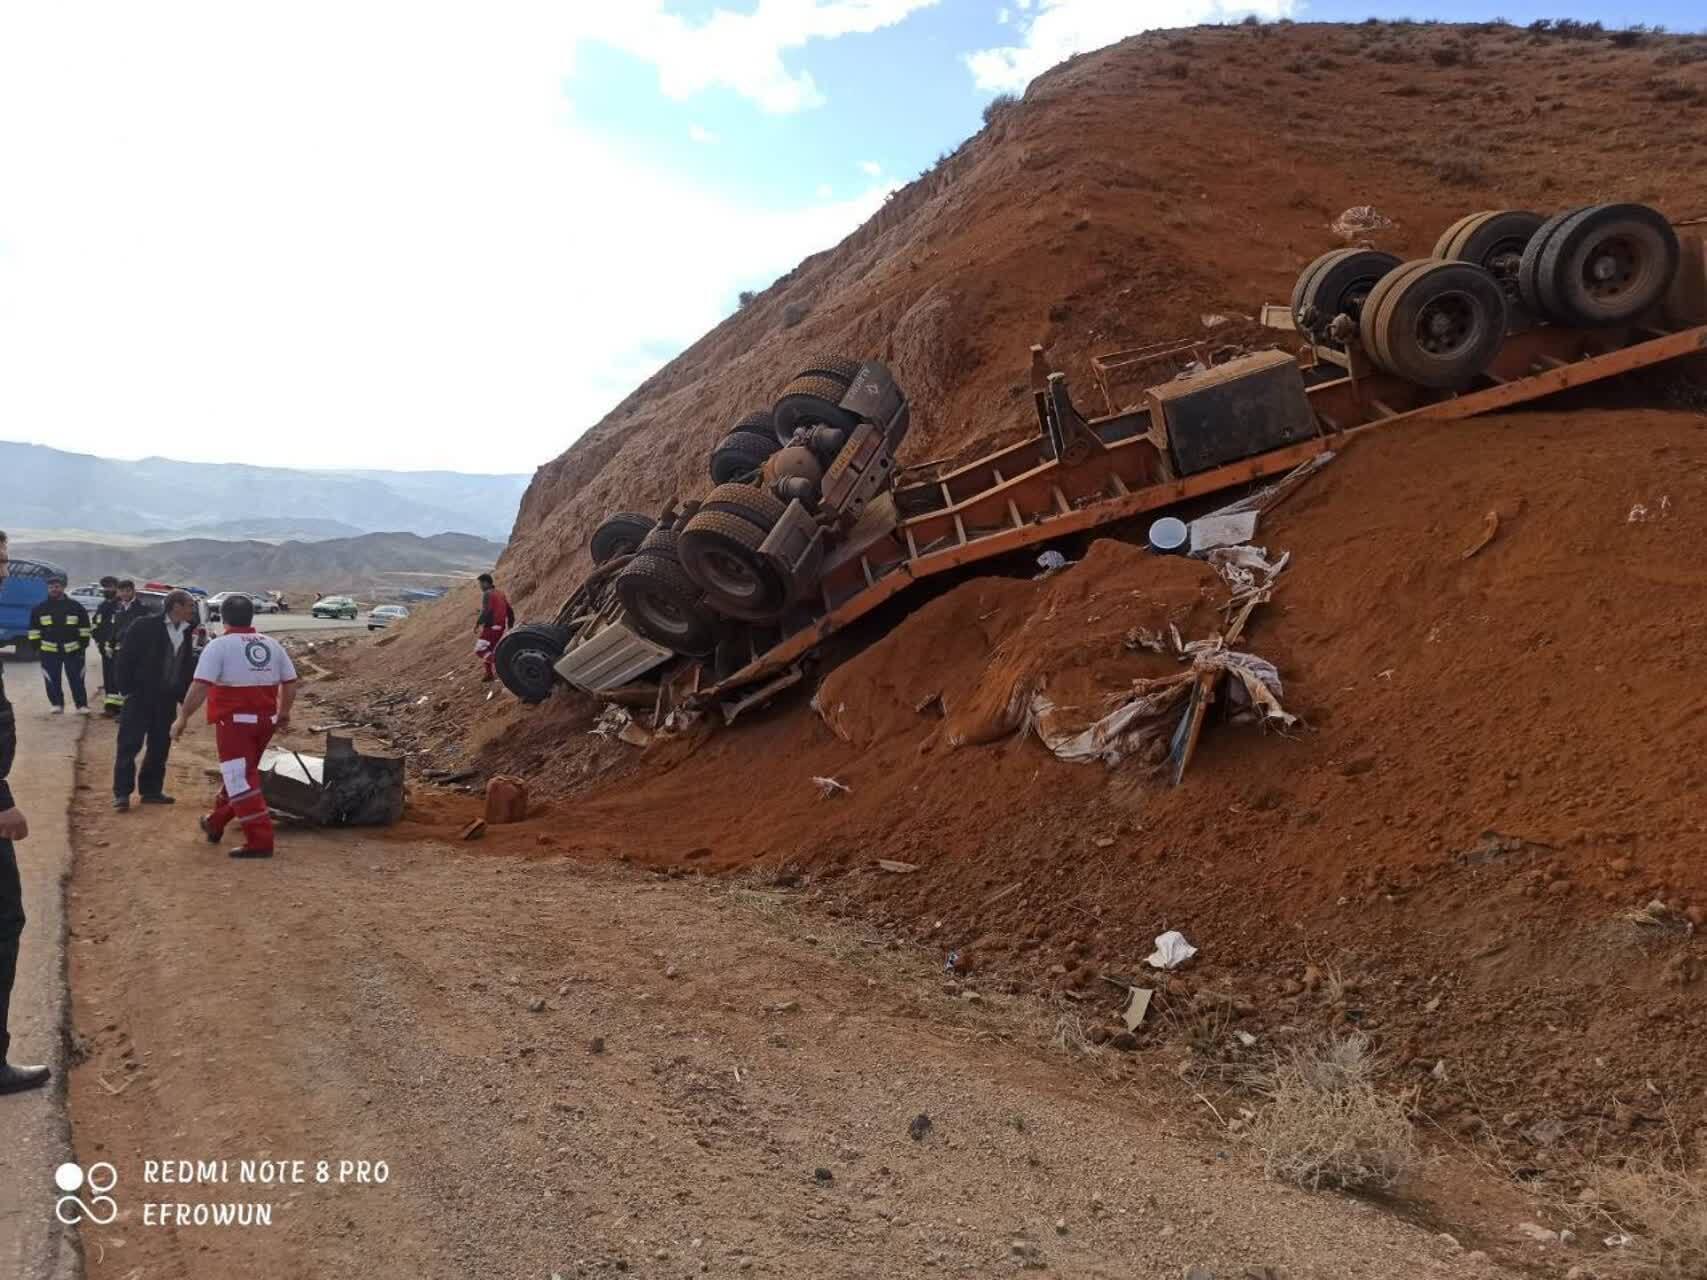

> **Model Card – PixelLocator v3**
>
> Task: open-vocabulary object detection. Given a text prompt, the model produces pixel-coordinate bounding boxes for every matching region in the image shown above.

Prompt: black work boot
[112,796,129,812]
[140,794,175,805]
[0,1061,51,1095]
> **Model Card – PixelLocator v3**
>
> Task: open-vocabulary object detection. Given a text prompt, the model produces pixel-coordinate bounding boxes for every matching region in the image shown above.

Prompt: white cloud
[816,182,835,198]
[688,123,720,144]
[997,6,1011,23]
[859,160,883,177]
[583,0,939,115]
[0,3,899,474]
[966,0,1293,93]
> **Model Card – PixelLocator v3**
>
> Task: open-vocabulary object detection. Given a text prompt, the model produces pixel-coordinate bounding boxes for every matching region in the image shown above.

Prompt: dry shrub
[1253,1033,1417,1194]
[1593,1162,1707,1278]
[1432,153,1487,185]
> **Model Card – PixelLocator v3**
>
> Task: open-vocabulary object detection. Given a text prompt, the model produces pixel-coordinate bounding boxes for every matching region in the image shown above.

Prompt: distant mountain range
[0,441,529,541]
[10,531,505,603]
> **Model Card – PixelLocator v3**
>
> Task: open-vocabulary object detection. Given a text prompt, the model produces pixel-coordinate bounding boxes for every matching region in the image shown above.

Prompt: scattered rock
[1087,1025,1113,1046]
[664,964,679,980]
[814,1167,834,1184]
[588,1036,605,1055]
[483,775,529,825]
[1054,1218,1068,1235]
[1515,1222,1559,1245]
[1109,1031,1141,1052]
[527,997,546,1013]
[909,1113,933,1141]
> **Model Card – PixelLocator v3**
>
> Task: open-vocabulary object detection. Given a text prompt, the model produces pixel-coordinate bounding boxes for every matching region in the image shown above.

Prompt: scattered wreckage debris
[259,734,405,827]
[813,776,851,799]
[483,775,529,825]
[1461,510,1501,560]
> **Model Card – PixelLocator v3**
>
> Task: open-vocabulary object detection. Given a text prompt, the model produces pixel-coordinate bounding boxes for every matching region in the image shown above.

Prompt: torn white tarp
[1029,646,1294,767]
[1205,544,1289,592]
[1188,510,1259,554]
[1147,930,1198,970]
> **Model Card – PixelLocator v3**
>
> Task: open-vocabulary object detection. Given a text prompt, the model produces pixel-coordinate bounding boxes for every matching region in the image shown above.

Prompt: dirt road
[61,721,1515,1279]
[0,658,80,1280]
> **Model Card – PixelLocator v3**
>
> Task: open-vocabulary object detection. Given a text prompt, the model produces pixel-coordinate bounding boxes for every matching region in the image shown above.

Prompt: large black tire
[589,512,656,565]
[614,543,717,656]
[494,623,570,704]
[729,409,779,443]
[1292,249,1401,344]
[1361,260,1507,389]
[1517,206,1591,317]
[795,354,863,384]
[773,371,861,444]
[678,508,792,621]
[1358,257,1438,371]
[709,431,777,485]
[1435,210,1544,304]
[1533,203,1679,327]
[700,481,788,531]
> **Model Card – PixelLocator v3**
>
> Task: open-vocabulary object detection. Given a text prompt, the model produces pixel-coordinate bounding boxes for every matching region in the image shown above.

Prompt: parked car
[0,556,69,653]
[311,595,359,620]
[367,605,410,631]
[70,582,108,615]
[251,592,282,614]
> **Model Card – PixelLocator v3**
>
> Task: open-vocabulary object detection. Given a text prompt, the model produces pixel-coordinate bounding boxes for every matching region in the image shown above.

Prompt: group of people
[2,541,509,1097]
[2,532,299,1096]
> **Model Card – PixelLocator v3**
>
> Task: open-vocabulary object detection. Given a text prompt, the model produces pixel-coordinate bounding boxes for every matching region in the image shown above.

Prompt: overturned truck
[494,202,1707,718]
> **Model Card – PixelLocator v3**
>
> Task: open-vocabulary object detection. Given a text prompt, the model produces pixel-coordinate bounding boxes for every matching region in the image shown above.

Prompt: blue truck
[0,554,68,654]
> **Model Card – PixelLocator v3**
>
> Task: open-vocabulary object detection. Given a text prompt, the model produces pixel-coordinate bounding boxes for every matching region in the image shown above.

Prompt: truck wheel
[729,409,779,443]
[1435,210,1543,304]
[1362,260,1507,389]
[1292,249,1401,344]
[494,623,570,704]
[615,549,717,656]
[773,372,861,445]
[1355,258,1435,370]
[590,512,657,565]
[678,509,792,621]
[700,482,788,530]
[1516,206,1590,317]
[1535,203,1679,327]
[709,431,777,485]
[794,354,863,384]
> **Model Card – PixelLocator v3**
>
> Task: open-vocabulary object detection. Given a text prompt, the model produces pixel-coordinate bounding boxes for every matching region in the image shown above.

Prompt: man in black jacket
[0,532,52,1094]
[112,589,199,812]
[28,575,92,714]
[99,580,148,719]
[91,576,132,715]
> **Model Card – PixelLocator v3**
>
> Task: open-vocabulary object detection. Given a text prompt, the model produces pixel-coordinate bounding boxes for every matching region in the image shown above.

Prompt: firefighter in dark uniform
[93,578,146,716]
[0,532,52,1093]
[27,575,93,714]
[91,576,122,714]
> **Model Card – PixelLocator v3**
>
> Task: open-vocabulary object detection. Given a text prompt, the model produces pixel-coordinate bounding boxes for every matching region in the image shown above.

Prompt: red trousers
[477,625,507,679]
[206,716,276,852]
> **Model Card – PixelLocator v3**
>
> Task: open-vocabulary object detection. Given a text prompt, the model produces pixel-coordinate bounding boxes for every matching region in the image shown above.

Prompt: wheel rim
[1481,240,1529,297]
[1579,234,1643,304]
[698,547,763,603]
[510,647,555,695]
[634,588,692,639]
[1412,289,1482,360]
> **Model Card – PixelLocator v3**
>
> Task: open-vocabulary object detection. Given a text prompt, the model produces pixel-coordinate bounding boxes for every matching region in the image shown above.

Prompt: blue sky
[0,1,1699,474]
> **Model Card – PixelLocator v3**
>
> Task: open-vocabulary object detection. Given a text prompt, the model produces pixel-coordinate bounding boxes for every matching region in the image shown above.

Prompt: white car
[368,605,410,631]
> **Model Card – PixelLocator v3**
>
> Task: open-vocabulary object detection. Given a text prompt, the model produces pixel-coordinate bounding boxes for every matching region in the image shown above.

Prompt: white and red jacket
[191,626,298,722]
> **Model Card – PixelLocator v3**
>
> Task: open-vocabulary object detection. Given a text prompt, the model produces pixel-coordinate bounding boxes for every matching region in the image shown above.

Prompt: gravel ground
[60,724,1524,1280]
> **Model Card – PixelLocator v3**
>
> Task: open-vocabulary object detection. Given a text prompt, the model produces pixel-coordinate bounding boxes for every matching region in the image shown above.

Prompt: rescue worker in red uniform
[171,594,297,858]
[474,572,514,682]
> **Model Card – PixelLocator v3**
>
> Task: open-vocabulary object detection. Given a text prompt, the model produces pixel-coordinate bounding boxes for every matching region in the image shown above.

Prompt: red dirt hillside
[374,17,1707,678]
[333,19,1707,1159]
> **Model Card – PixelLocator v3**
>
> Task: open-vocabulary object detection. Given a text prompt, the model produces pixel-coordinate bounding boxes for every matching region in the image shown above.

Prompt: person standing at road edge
[474,572,514,683]
[172,594,297,858]
[94,578,146,715]
[91,575,122,713]
[28,574,92,714]
[112,589,199,812]
[0,532,52,1094]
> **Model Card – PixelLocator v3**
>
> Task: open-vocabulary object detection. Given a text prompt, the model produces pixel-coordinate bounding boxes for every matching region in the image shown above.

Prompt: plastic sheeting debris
[1028,645,1295,769]
[1147,931,1198,970]
[1035,550,1069,578]
[1331,206,1395,242]
[813,776,851,798]
[1188,511,1259,553]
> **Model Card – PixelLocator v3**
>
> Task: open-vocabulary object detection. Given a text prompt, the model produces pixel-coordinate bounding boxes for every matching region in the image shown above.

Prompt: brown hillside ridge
[338,18,1707,1168]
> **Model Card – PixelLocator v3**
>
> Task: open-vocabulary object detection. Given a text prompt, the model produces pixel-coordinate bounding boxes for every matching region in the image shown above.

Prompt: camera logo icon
[54,1162,119,1226]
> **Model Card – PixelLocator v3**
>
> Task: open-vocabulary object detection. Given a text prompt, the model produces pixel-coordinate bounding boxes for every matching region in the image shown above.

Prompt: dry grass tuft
[1587,1161,1707,1278]
[1253,1033,1418,1194]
